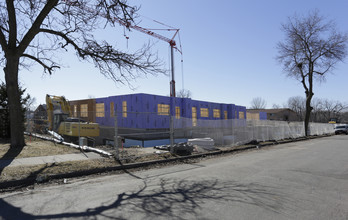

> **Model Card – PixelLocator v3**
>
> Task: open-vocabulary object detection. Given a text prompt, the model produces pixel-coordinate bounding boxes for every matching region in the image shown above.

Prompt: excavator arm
[46,94,72,131]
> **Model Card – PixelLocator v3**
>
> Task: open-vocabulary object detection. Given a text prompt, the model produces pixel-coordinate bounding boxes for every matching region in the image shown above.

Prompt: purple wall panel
[259,112,267,120]
[95,97,109,126]
[94,93,246,130]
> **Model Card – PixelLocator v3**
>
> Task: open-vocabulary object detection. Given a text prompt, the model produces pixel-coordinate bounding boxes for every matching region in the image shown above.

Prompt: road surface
[1,135,348,219]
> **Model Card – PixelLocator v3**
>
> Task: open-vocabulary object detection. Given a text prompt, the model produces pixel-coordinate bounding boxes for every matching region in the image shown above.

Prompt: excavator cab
[53,111,69,132]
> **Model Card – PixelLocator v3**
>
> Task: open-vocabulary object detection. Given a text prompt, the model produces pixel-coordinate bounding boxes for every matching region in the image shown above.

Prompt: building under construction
[69,93,247,144]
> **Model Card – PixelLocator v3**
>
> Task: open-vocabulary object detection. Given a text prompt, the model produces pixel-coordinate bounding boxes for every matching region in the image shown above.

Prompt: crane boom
[113,18,181,54]
[64,0,181,97]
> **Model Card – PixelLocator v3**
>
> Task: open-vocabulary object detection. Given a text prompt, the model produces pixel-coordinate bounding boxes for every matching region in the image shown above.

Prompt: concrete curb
[0,134,332,191]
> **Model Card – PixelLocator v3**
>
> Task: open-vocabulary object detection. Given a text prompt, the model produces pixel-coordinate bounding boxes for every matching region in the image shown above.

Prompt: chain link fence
[24,110,336,149]
[167,117,335,146]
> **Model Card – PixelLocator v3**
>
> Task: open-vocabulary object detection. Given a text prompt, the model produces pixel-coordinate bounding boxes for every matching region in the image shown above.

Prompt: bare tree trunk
[4,54,25,148]
[304,92,313,136]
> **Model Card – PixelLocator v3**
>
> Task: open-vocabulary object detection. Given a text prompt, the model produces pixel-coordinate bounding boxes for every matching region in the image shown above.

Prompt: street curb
[0,134,332,191]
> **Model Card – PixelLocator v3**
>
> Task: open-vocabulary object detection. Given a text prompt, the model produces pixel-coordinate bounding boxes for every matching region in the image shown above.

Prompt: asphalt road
[1,135,348,220]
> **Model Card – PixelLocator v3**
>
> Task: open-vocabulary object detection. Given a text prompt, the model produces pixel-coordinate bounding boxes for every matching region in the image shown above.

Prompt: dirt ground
[0,135,166,159]
[0,134,270,185]
[0,136,81,159]
[0,135,176,183]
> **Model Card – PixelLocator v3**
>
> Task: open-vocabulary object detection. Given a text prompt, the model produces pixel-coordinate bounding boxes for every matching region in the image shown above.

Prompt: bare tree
[272,103,281,109]
[276,10,348,136]
[287,96,348,123]
[319,99,347,123]
[250,97,267,109]
[177,89,192,98]
[25,96,36,112]
[286,95,348,122]
[0,1,165,148]
[286,96,306,121]
[309,97,323,122]
[341,111,348,123]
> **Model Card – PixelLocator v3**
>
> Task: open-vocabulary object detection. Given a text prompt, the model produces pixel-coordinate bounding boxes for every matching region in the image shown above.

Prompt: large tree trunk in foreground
[0,1,165,149]
[304,92,313,137]
[4,54,25,148]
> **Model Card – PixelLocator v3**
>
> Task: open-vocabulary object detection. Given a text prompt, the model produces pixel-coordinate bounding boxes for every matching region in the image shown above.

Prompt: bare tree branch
[0,28,7,53]
[6,0,17,49]
[0,0,168,148]
[18,0,58,55]
[21,53,60,74]
[250,97,267,109]
[39,28,85,57]
[177,89,192,98]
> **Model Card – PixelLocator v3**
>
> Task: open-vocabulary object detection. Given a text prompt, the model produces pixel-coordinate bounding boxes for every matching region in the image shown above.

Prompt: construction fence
[25,110,336,148]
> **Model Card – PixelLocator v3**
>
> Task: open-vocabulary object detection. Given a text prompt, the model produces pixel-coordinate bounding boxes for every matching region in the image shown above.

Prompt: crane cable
[123,26,129,48]
[178,32,184,91]
[139,14,176,29]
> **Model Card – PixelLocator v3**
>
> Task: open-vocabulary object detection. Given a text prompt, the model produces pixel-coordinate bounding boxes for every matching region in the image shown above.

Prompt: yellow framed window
[239,111,245,119]
[73,105,77,117]
[200,108,209,117]
[213,109,220,118]
[192,107,197,126]
[175,106,180,119]
[110,102,114,117]
[122,101,127,118]
[96,103,105,117]
[80,104,88,117]
[158,104,170,116]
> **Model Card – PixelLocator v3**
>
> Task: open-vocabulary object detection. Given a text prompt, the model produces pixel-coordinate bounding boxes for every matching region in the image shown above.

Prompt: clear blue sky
[1,0,348,109]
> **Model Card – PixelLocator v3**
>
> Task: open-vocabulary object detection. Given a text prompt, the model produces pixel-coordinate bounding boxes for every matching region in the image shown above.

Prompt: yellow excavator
[46,94,99,142]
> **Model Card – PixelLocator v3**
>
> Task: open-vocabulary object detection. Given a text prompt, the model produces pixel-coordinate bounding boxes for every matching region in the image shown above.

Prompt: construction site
[0,10,339,158]
[26,93,335,152]
[7,16,337,155]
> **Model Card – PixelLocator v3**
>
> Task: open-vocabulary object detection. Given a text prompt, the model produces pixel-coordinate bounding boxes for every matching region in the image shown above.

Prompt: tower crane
[112,18,182,149]
[112,17,182,97]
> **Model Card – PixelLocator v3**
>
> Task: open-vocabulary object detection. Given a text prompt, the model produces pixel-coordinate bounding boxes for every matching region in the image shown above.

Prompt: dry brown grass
[0,136,80,159]
[0,135,176,183]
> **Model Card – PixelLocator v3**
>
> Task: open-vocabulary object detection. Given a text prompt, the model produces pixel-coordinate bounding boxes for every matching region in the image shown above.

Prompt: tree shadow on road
[0,177,296,220]
[0,163,56,190]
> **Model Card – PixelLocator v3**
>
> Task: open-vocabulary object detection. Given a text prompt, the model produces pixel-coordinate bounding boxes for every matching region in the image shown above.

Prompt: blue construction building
[94,93,246,128]
[70,93,247,144]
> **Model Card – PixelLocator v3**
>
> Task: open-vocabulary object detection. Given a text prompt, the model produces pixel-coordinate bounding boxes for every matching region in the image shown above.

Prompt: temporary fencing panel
[27,107,336,148]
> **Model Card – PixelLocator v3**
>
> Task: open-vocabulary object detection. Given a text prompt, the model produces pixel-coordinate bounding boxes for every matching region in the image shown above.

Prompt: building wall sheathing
[69,99,96,123]
[70,93,246,130]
